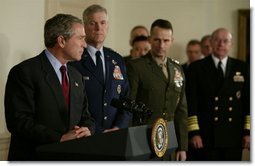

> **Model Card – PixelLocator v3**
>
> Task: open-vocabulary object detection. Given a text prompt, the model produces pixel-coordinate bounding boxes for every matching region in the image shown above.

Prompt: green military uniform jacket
[127,52,188,151]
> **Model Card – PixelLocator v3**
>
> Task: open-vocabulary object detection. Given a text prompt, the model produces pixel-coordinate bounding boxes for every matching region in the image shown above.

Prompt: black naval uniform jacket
[186,55,250,148]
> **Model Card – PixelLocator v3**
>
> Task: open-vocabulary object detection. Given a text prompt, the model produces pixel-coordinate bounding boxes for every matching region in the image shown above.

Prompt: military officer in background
[70,4,131,134]
[186,28,250,161]
[127,19,188,161]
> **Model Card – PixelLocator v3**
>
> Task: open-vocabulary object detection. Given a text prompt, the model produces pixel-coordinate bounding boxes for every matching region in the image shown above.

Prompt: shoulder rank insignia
[170,58,180,65]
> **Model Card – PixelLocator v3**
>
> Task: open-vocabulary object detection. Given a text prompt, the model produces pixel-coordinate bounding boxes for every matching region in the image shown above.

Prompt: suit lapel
[68,66,82,128]
[218,58,232,94]
[205,55,229,95]
[168,59,175,86]
[205,56,220,94]
[104,48,113,87]
[39,53,69,126]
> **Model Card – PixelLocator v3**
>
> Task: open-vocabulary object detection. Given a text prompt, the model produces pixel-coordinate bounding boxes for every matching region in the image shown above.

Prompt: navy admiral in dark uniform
[186,28,250,160]
[70,4,131,133]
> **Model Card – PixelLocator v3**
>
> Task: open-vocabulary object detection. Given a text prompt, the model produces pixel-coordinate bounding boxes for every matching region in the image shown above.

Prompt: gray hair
[44,14,83,48]
[82,4,108,24]
[211,28,232,40]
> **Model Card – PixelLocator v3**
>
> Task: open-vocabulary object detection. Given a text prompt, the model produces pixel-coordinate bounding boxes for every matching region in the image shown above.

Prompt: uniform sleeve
[79,79,95,134]
[186,64,200,138]
[174,66,188,151]
[242,62,250,136]
[4,66,62,144]
[126,61,139,100]
[113,57,132,128]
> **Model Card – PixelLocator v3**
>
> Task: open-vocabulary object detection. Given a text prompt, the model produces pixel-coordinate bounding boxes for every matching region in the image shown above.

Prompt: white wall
[0,0,45,160]
[110,0,249,63]
[0,0,45,136]
[45,0,249,63]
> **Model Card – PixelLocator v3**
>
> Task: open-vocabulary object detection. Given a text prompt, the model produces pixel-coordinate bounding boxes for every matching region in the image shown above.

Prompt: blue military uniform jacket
[70,47,131,133]
[186,55,250,148]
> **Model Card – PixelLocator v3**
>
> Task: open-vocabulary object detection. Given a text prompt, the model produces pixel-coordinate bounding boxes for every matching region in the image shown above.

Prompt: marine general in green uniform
[127,19,188,161]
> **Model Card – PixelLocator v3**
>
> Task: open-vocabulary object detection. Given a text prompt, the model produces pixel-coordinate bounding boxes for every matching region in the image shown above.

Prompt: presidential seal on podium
[151,118,168,157]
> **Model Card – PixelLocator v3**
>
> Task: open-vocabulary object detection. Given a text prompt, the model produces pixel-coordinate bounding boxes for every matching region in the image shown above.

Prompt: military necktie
[60,65,69,111]
[217,61,224,90]
[96,50,104,83]
[160,63,168,79]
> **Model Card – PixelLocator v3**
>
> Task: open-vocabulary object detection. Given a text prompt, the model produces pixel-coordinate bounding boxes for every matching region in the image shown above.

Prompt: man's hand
[176,151,186,161]
[103,126,120,133]
[189,135,203,149]
[242,135,250,150]
[60,125,91,142]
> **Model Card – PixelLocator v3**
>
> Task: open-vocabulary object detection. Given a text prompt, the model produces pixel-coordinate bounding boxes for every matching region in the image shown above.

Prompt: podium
[36,121,178,160]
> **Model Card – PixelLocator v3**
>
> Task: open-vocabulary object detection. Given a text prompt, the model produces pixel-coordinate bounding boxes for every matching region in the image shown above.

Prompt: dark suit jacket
[186,55,250,148]
[181,63,189,77]
[4,51,95,160]
[123,55,132,63]
[127,53,188,151]
[70,47,131,133]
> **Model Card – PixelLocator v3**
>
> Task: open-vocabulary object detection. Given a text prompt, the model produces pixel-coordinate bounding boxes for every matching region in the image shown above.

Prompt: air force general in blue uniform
[70,46,131,133]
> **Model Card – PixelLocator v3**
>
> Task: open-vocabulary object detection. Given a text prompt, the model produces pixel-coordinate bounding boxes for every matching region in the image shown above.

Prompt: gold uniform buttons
[214,97,219,101]
[229,97,233,101]
[214,106,219,111]
[214,117,218,121]
[163,112,166,116]
[229,107,233,111]
[228,118,232,122]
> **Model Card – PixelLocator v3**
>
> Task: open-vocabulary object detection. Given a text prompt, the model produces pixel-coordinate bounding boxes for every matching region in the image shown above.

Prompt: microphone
[111,98,153,125]
[110,98,153,116]
[110,98,135,112]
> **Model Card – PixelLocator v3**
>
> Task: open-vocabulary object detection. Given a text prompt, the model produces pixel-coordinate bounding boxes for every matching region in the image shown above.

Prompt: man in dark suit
[186,28,250,160]
[181,39,202,76]
[127,19,188,161]
[200,34,212,57]
[70,4,131,134]
[4,14,95,161]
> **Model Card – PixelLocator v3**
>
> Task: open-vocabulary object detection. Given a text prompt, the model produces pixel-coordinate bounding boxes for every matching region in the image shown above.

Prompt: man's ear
[171,37,174,43]
[57,36,66,48]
